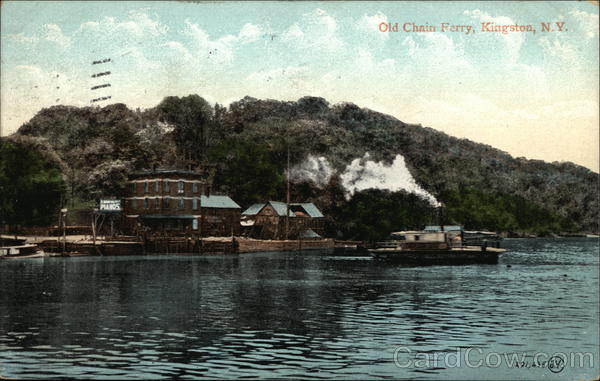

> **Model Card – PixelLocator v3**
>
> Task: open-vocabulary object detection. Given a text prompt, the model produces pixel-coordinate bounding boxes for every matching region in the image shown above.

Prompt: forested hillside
[3,95,597,239]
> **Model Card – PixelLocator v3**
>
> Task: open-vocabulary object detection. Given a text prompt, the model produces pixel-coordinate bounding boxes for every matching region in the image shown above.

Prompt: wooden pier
[10,234,337,256]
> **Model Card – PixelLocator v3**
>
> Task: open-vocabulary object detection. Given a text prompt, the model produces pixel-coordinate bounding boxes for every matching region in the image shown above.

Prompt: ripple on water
[0,239,597,379]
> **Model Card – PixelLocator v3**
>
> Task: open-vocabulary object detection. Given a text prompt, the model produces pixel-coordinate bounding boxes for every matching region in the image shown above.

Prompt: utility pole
[60,208,67,254]
[91,209,97,246]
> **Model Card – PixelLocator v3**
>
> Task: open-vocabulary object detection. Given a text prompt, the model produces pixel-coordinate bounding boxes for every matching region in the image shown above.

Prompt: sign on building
[100,199,122,212]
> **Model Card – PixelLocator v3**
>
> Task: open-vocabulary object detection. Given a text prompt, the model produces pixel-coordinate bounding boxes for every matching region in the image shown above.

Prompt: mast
[285,144,290,240]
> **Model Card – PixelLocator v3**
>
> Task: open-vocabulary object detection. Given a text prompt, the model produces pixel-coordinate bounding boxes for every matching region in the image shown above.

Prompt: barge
[368,230,506,264]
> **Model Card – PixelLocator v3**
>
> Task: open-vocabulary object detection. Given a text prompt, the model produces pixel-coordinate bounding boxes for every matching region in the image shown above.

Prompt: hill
[7,95,598,239]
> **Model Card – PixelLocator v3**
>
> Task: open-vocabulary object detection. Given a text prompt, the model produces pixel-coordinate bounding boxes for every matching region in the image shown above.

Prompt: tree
[0,137,66,226]
[209,138,285,207]
[155,95,214,162]
[334,189,436,241]
[86,160,130,200]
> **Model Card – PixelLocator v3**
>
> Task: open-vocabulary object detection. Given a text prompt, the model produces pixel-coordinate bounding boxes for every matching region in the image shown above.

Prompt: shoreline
[0,234,340,257]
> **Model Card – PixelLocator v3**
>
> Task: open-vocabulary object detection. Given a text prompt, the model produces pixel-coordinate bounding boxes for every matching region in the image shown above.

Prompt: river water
[1,238,598,380]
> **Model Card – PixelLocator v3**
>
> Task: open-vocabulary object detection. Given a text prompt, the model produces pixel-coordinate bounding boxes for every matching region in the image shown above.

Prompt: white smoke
[288,155,334,187]
[340,153,441,207]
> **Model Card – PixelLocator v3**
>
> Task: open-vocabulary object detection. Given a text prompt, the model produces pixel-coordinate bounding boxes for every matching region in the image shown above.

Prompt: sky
[1,1,598,171]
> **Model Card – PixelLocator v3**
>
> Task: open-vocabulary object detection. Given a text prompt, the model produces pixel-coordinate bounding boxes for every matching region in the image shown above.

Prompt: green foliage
[13,94,597,235]
[333,189,437,241]
[208,138,285,207]
[0,138,65,226]
[442,186,578,234]
[155,95,214,162]
[86,160,130,200]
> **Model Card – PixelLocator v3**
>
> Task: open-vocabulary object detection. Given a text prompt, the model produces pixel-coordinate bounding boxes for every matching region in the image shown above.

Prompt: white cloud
[402,36,418,57]
[121,46,161,70]
[464,9,524,63]
[238,23,262,43]
[184,20,237,65]
[43,24,71,48]
[1,64,88,135]
[401,32,472,76]
[356,12,389,40]
[7,33,39,45]
[162,41,193,62]
[569,9,599,39]
[80,10,167,38]
[354,47,396,75]
[282,23,304,41]
[282,8,344,52]
[538,36,578,65]
[128,10,169,36]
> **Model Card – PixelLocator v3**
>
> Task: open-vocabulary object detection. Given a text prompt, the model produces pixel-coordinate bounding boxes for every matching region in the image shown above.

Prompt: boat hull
[369,247,503,264]
[0,244,39,257]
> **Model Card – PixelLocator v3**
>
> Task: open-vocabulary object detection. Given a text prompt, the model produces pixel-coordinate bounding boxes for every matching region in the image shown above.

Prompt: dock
[1,234,338,256]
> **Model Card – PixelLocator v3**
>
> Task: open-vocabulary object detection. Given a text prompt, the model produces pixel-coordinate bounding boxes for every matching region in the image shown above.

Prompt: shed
[241,201,325,239]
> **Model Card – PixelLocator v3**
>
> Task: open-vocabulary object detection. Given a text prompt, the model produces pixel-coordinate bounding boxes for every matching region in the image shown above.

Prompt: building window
[144,198,149,209]
[144,181,148,193]
[192,182,198,193]
[192,199,198,210]
[131,199,137,209]
[131,182,136,194]
[155,198,160,209]
[178,181,184,194]
[154,180,160,192]
[178,198,185,209]
[163,198,170,209]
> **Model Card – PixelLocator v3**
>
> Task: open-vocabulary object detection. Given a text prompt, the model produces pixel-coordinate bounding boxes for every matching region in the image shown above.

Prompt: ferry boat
[368,230,505,264]
[0,244,40,258]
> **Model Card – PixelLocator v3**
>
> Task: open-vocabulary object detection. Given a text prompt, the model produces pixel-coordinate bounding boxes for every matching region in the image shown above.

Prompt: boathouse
[241,201,325,239]
[122,167,241,236]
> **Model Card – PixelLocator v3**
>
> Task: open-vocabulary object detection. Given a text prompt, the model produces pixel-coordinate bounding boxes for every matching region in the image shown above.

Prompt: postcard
[1,1,598,380]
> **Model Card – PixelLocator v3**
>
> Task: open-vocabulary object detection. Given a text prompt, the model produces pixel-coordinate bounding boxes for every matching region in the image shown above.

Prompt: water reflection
[0,238,598,379]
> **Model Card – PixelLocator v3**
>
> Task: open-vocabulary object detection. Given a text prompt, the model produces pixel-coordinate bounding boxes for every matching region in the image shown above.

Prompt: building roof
[424,225,463,232]
[242,201,294,217]
[129,165,217,179]
[242,201,324,218]
[242,203,265,216]
[291,203,324,218]
[269,201,296,217]
[201,195,241,209]
[131,169,203,177]
[299,229,322,238]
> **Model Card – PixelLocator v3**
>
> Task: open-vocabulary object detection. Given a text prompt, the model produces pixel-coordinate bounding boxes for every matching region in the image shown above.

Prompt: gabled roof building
[241,201,325,239]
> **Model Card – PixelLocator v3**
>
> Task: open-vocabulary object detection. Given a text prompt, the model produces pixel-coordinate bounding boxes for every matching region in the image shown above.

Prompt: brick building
[122,168,241,236]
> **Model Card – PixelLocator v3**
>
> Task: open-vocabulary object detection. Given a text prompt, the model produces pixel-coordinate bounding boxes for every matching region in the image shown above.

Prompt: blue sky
[1,1,598,170]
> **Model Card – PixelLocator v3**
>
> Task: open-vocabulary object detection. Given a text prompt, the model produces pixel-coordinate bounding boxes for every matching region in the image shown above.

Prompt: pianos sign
[99,199,122,212]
